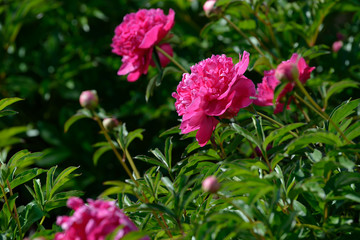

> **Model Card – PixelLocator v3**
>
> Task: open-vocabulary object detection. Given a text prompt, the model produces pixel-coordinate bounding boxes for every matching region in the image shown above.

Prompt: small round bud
[203,0,217,16]
[275,62,299,82]
[102,118,119,131]
[332,40,343,53]
[202,176,220,193]
[79,90,99,109]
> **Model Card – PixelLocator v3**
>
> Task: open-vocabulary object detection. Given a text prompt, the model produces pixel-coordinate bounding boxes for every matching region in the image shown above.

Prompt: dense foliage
[1,0,360,239]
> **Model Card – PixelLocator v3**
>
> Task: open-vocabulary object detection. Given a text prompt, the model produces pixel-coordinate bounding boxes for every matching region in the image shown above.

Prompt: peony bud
[202,176,220,193]
[275,62,299,82]
[332,40,343,53]
[102,117,119,131]
[79,90,98,109]
[203,0,217,16]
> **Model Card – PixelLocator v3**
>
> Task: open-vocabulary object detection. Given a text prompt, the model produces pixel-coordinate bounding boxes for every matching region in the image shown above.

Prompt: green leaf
[344,121,360,140]
[134,155,167,169]
[45,166,57,200]
[231,123,262,149]
[33,179,44,207]
[164,137,173,170]
[120,231,149,240]
[286,131,343,154]
[138,203,177,220]
[64,113,89,133]
[238,19,256,30]
[0,97,23,111]
[9,168,45,190]
[50,166,79,199]
[19,201,44,233]
[101,181,134,197]
[150,149,169,169]
[125,129,144,149]
[93,145,112,166]
[0,110,18,117]
[263,123,305,149]
[329,99,360,132]
[159,125,181,138]
[324,80,359,108]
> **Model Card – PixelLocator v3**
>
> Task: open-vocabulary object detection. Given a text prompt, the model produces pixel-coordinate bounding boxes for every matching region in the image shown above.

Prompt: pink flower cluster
[111,8,175,82]
[172,52,255,146]
[254,53,315,113]
[55,197,148,240]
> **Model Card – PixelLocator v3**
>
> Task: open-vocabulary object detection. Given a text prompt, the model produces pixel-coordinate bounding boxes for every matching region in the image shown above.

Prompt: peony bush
[1,1,360,240]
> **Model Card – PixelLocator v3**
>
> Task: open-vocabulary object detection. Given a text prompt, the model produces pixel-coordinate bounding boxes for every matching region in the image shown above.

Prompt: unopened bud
[79,90,98,109]
[275,62,299,82]
[203,0,217,16]
[332,40,343,53]
[202,176,220,193]
[102,117,119,131]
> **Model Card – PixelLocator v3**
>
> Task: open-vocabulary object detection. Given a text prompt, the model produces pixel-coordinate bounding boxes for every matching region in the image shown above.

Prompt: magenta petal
[235,51,250,75]
[139,24,162,49]
[164,9,175,32]
[205,92,235,116]
[127,71,141,82]
[117,59,136,75]
[196,117,218,146]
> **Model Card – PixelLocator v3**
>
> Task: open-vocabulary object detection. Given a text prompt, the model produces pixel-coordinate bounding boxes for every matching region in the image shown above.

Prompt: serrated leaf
[64,113,89,133]
[0,97,23,111]
[93,145,112,166]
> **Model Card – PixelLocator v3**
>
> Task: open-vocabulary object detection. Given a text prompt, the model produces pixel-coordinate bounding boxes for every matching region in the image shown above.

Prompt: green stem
[155,45,188,73]
[115,138,141,179]
[222,15,265,57]
[93,112,137,183]
[5,181,23,240]
[293,88,354,145]
[39,216,46,226]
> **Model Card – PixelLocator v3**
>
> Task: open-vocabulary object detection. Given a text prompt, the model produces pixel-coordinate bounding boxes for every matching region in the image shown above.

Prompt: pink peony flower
[332,40,343,53]
[111,8,175,82]
[55,197,149,240]
[172,52,256,146]
[254,53,315,113]
[203,0,217,16]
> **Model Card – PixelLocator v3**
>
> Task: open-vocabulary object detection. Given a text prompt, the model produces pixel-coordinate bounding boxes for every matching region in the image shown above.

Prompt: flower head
[79,90,99,109]
[254,53,315,113]
[202,176,220,193]
[55,197,149,240]
[111,8,175,82]
[172,52,255,146]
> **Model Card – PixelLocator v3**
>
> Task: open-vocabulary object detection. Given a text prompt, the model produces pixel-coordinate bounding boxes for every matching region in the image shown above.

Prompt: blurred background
[1,0,359,216]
